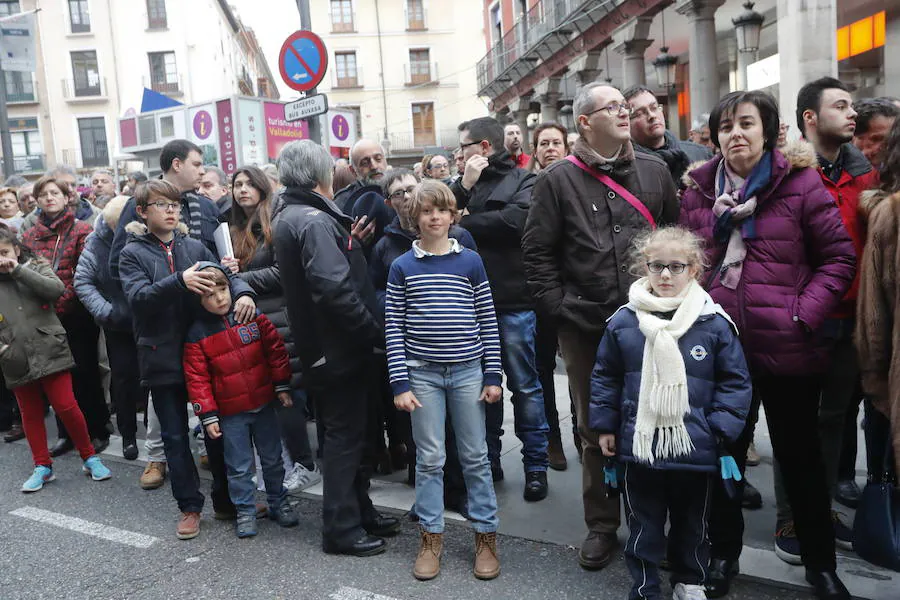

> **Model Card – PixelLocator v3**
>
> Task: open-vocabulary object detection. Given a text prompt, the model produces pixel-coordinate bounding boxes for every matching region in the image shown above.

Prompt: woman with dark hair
[227,166,319,492]
[855,116,900,496]
[23,176,111,457]
[680,90,855,600]
[527,122,570,173]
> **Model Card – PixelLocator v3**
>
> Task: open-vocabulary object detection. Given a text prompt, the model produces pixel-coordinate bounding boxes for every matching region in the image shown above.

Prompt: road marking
[9,507,159,549]
[329,587,403,600]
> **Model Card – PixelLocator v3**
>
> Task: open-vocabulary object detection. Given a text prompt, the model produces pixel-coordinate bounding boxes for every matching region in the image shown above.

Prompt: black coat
[449,151,536,312]
[272,187,382,378]
[74,217,132,332]
[235,224,303,388]
[118,222,255,387]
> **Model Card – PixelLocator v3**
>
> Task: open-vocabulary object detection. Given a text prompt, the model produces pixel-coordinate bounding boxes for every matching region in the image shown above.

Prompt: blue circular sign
[279,31,328,93]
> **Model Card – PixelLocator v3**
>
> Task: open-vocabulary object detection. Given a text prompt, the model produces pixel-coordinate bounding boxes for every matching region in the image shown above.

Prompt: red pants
[14,371,94,467]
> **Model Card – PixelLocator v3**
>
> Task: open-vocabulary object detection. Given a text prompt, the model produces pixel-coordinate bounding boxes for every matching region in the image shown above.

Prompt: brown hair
[229,166,273,271]
[0,187,17,201]
[332,160,356,195]
[628,226,709,280]
[200,265,229,287]
[33,176,72,201]
[402,180,459,233]
[134,179,180,209]
[527,122,570,172]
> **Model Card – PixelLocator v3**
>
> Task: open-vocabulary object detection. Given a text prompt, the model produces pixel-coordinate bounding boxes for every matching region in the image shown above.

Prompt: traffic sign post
[279,28,328,143]
[284,93,329,123]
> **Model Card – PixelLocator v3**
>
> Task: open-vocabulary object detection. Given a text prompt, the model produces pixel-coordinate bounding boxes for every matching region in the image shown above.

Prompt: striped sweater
[385,240,502,395]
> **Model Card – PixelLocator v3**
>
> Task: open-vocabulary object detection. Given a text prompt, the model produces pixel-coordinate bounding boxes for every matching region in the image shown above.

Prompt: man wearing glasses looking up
[625,85,711,184]
[523,82,679,571]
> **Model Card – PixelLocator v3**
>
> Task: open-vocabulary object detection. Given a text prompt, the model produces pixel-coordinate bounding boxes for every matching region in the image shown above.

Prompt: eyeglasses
[388,186,417,201]
[585,102,633,118]
[631,103,661,121]
[148,201,181,213]
[647,261,689,275]
[459,140,483,149]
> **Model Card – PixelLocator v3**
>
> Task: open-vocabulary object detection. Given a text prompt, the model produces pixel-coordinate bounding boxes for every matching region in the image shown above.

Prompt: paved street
[0,433,820,600]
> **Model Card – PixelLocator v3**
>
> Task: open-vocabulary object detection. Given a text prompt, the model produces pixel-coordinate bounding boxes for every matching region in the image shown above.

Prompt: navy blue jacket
[109,190,221,288]
[118,222,254,387]
[368,215,478,316]
[589,303,751,472]
[350,187,394,253]
[74,216,131,332]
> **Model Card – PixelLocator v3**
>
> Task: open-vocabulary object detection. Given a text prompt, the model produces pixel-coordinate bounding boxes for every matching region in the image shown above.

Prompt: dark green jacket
[0,259,74,388]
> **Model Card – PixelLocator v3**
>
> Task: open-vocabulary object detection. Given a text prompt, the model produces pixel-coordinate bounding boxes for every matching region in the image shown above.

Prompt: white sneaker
[284,462,322,493]
[673,583,707,600]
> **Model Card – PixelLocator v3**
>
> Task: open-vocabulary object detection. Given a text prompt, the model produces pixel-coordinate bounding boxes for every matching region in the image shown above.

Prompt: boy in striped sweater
[386,180,502,582]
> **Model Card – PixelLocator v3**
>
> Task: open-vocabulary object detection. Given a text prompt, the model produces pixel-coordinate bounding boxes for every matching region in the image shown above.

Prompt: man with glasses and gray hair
[523,82,679,571]
[272,139,399,558]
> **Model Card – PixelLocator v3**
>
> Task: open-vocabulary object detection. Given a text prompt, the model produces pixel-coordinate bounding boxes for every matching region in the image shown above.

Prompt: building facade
[0,0,279,178]
[310,0,489,162]
[476,0,897,150]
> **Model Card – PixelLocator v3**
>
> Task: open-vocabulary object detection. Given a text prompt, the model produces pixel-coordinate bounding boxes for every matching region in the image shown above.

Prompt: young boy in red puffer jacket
[183,262,299,538]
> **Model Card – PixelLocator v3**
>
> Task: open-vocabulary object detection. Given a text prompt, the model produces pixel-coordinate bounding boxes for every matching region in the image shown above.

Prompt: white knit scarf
[628,277,707,463]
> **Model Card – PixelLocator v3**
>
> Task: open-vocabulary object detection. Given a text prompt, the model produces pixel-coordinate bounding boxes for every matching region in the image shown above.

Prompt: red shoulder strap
[565,154,657,229]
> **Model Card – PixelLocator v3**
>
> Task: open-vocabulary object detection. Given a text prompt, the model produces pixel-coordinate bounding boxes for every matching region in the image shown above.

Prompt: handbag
[852,440,900,571]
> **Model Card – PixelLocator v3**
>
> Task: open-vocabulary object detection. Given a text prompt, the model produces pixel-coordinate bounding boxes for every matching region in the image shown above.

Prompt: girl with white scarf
[590,227,752,600]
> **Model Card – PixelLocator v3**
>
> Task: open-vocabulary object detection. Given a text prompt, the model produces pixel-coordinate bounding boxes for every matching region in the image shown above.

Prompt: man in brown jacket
[522,82,679,570]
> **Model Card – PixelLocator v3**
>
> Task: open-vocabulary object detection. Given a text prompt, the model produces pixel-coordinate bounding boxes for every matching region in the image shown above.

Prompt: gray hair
[573,82,615,134]
[277,140,333,189]
[3,175,27,187]
[260,163,279,181]
[91,168,114,178]
[47,164,77,179]
[691,113,710,131]
[203,165,227,186]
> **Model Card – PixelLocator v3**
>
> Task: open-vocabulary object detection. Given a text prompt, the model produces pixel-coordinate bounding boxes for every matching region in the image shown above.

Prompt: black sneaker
[834,479,861,509]
[741,479,763,510]
[122,437,139,461]
[774,521,803,565]
[832,510,854,551]
[523,471,548,502]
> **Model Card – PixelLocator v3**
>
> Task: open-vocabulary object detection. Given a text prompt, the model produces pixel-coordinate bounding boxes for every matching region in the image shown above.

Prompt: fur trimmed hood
[681,140,817,191]
[859,188,893,222]
[124,220,190,237]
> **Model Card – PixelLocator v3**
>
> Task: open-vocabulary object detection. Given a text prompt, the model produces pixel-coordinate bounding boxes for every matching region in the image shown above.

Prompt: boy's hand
[277,391,292,408]
[599,434,616,457]
[351,215,376,245]
[480,385,502,404]
[182,263,216,295]
[221,256,240,274]
[394,391,422,413]
[234,296,256,323]
[205,423,222,439]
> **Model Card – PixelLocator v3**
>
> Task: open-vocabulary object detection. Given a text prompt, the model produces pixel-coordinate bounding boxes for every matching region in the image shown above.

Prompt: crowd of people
[0,74,898,600]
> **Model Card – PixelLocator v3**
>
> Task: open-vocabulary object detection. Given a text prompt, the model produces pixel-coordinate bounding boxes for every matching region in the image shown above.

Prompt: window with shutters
[330,0,353,33]
[335,52,358,88]
[409,49,431,84]
[412,102,435,147]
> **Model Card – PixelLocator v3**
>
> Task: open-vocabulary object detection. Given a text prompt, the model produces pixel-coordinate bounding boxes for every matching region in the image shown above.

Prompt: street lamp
[653,48,677,90]
[733,1,764,53]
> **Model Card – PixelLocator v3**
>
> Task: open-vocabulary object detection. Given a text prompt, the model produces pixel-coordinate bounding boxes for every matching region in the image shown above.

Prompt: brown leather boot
[473,531,500,580]
[548,432,568,471]
[413,529,442,580]
[578,531,618,570]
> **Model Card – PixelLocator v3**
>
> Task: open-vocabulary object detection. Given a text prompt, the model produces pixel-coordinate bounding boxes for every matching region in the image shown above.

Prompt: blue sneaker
[82,456,112,481]
[236,515,257,538]
[21,466,54,493]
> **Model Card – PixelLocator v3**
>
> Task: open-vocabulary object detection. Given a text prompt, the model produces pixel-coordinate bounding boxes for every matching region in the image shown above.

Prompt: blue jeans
[485,310,549,472]
[219,402,287,517]
[409,359,499,533]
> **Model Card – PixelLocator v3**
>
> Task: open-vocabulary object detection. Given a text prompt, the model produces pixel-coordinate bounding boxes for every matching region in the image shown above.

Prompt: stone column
[511,93,533,153]
[612,17,654,89]
[882,6,900,97]
[735,49,756,91]
[776,0,836,136]
[676,0,726,124]
[539,92,561,123]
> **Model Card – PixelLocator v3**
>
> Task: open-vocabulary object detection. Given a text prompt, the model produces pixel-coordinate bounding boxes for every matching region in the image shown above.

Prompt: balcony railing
[476,0,615,93]
[387,129,461,154]
[0,154,45,174]
[142,74,183,96]
[62,77,108,101]
[405,61,439,86]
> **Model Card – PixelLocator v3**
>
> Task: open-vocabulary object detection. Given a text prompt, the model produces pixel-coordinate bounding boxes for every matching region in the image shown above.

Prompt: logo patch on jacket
[690,345,708,361]
[237,322,261,345]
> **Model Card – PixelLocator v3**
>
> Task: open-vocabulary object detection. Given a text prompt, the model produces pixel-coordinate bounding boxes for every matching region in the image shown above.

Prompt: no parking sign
[279,31,328,93]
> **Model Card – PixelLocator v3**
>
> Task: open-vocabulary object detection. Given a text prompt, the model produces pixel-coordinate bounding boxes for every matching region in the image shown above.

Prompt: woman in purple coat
[679,90,855,600]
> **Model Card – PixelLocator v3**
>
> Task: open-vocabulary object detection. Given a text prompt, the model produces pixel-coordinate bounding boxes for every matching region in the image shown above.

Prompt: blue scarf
[713,151,772,244]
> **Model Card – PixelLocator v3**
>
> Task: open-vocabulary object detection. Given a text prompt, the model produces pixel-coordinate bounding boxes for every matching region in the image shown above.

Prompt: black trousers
[0,372,17,430]
[622,464,712,599]
[307,356,378,547]
[535,314,560,438]
[104,329,148,441]
[709,375,836,571]
[58,312,109,441]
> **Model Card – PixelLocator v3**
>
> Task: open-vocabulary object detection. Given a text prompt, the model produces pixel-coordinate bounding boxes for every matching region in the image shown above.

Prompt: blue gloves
[719,455,742,482]
[603,459,620,499]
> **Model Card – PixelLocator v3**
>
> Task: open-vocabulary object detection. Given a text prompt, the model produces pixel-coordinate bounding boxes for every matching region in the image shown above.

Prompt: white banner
[0,11,36,72]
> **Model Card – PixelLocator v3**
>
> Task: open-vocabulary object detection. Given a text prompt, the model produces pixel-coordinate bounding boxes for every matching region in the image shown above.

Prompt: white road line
[9,506,159,549]
[329,587,403,600]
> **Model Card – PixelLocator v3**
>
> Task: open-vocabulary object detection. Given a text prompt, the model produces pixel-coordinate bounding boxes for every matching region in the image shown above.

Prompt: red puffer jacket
[184,311,291,425]
[21,209,92,315]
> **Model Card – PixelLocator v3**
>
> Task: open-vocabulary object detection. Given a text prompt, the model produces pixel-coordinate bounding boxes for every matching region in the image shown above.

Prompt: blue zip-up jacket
[589,299,751,472]
[118,221,255,387]
[74,215,131,331]
[369,215,477,316]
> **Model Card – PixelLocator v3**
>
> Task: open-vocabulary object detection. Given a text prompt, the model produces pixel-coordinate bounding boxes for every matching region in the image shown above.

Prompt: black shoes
[523,470,548,502]
[834,479,862,509]
[122,437,139,460]
[3,423,24,443]
[92,437,110,454]
[741,479,763,510]
[805,569,851,600]
[323,533,387,557]
[363,515,401,537]
[705,558,739,598]
[490,460,504,482]
[49,438,74,457]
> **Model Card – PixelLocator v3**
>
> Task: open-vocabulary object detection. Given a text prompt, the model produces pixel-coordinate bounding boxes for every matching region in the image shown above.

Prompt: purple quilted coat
[679,141,856,376]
